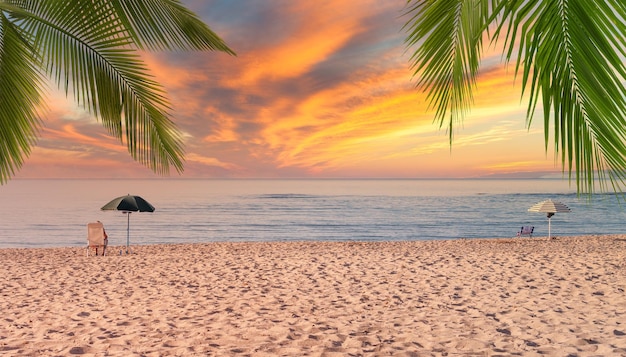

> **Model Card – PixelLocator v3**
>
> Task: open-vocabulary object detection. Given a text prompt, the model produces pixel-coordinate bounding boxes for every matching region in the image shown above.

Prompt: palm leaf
[0,8,44,183]
[404,0,489,143]
[494,0,626,193]
[109,0,235,53]
[0,0,235,183]
[12,0,183,173]
[405,0,626,194]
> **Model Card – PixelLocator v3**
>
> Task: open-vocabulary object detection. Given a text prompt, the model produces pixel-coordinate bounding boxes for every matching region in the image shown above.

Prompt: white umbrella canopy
[528,199,571,238]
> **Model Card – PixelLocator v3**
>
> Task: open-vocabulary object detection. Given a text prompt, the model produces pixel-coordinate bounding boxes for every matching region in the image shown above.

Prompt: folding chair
[517,226,534,238]
[87,222,108,256]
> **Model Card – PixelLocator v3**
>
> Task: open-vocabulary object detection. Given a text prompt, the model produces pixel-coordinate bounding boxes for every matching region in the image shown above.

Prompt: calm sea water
[0,179,624,248]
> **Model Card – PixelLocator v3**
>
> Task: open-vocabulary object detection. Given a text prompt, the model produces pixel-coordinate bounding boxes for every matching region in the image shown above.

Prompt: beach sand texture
[1,236,626,356]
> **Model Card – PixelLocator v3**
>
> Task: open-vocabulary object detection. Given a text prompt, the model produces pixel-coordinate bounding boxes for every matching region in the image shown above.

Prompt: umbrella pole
[124,211,132,254]
[127,212,130,252]
[548,217,551,239]
[120,211,132,255]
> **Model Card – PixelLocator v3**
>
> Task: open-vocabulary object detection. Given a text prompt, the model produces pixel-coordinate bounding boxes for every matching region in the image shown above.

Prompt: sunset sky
[16,0,562,180]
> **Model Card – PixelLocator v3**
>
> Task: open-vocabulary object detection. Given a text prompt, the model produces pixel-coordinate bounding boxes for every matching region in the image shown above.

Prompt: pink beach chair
[517,226,534,238]
[87,222,108,256]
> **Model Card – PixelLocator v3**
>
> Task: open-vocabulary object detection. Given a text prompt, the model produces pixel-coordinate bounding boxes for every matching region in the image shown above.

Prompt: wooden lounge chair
[517,226,534,238]
[87,222,108,256]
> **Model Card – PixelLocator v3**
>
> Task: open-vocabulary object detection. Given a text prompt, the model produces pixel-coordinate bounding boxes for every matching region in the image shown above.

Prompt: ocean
[0,179,624,248]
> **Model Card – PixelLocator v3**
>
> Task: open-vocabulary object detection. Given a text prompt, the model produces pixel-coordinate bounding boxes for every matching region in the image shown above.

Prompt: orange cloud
[186,153,243,171]
[272,92,430,171]
[201,109,240,143]
[16,146,154,179]
[481,160,554,172]
[226,4,364,87]
[141,53,203,90]
[40,124,125,153]
[16,1,558,179]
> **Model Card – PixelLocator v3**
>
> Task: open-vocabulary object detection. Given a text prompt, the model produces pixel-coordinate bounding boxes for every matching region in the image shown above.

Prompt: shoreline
[0,233,618,251]
[2,235,626,355]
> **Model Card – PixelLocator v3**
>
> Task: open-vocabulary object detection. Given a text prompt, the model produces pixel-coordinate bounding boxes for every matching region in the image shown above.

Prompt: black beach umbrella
[528,199,570,238]
[101,195,155,253]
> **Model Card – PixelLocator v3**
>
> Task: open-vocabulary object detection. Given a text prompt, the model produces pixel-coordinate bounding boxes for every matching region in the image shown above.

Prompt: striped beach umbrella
[528,199,571,238]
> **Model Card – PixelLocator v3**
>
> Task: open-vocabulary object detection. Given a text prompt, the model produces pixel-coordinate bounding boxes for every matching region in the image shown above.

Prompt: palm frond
[0,0,235,182]
[406,0,626,194]
[15,0,185,173]
[404,0,489,143]
[494,0,626,193]
[0,11,43,183]
[109,0,235,54]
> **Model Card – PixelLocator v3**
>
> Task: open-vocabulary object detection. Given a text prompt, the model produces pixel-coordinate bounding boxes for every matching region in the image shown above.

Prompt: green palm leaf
[405,0,626,194]
[0,9,43,183]
[404,0,489,143]
[496,0,626,193]
[0,0,235,183]
[110,0,235,53]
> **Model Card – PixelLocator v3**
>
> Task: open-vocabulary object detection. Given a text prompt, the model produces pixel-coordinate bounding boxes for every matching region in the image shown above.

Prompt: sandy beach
[1,236,626,356]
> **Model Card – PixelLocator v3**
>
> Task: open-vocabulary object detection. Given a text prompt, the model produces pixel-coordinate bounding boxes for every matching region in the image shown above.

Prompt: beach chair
[517,226,534,238]
[87,222,108,256]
